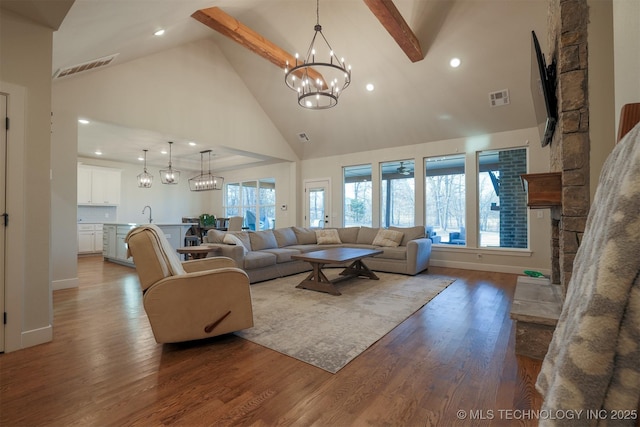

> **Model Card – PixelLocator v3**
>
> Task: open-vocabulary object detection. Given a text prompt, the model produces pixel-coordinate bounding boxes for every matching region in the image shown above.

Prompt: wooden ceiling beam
[362,0,424,63]
[191,7,325,85]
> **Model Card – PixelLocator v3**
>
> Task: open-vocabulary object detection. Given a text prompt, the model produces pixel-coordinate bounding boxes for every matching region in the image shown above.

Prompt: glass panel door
[304,179,330,228]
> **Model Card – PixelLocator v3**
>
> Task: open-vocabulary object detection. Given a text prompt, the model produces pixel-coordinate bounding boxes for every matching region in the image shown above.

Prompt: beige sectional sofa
[203,226,432,283]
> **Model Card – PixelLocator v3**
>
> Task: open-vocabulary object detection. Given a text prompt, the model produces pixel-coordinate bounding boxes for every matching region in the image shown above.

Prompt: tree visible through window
[425,154,465,244]
[478,148,528,248]
[381,160,415,228]
[343,164,372,227]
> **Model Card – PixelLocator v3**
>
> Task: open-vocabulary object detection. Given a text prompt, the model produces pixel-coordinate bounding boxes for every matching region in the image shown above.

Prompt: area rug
[235,271,455,373]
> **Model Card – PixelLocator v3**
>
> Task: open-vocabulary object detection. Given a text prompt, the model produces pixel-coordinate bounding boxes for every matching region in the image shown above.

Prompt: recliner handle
[204,310,232,333]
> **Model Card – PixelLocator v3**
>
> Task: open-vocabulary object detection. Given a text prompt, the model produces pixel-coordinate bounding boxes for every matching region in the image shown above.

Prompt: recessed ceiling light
[366,83,375,92]
[154,29,165,36]
[78,119,90,124]
[138,156,144,161]
[95,150,102,155]
[161,150,167,155]
[188,142,196,146]
[450,57,461,68]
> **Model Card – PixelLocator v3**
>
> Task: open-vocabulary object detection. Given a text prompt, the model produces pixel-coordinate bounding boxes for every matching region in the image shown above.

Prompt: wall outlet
[536,211,544,219]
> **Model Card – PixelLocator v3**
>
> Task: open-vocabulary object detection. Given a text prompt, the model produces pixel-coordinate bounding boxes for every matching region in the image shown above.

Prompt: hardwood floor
[1,256,542,426]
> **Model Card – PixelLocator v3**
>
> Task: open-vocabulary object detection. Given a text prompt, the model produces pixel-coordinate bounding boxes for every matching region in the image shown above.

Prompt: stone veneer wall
[548,0,590,295]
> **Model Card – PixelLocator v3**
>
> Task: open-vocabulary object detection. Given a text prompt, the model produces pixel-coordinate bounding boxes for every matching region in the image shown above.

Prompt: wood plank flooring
[0,256,542,426]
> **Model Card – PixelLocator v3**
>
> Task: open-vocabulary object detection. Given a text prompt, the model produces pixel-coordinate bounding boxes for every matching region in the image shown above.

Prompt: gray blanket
[536,123,640,426]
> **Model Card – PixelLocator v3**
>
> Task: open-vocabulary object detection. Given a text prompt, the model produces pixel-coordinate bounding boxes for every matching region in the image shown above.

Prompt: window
[224,178,276,230]
[425,154,465,244]
[343,164,372,227]
[381,160,415,228]
[478,148,528,248]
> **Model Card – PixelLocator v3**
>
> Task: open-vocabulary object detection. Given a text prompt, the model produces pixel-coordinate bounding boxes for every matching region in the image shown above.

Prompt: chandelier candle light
[284,0,351,109]
[189,150,224,191]
[137,149,153,188]
[159,141,180,184]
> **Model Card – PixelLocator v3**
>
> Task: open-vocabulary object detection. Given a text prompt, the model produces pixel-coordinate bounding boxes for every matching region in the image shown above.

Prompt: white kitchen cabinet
[77,165,121,205]
[77,223,104,253]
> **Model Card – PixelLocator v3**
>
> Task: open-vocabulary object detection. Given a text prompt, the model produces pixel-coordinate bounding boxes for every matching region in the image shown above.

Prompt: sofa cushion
[390,226,425,246]
[262,248,302,263]
[249,230,278,250]
[225,231,252,251]
[376,246,407,260]
[287,244,325,253]
[273,227,297,247]
[223,233,249,254]
[243,251,277,269]
[337,227,360,244]
[315,229,342,244]
[372,229,404,247]
[206,229,226,244]
[293,227,317,244]
[356,227,379,245]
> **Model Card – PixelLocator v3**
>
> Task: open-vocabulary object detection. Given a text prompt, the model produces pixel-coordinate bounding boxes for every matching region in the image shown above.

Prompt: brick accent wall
[548,0,590,294]
[499,149,528,248]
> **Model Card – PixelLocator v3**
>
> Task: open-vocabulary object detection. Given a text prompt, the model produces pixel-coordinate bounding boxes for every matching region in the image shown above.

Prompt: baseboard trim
[52,277,79,290]
[21,324,53,349]
[429,259,551,276]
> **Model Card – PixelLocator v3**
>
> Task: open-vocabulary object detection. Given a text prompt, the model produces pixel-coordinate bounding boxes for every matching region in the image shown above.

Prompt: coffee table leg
[339,259,379,280]
[296,263,342,296]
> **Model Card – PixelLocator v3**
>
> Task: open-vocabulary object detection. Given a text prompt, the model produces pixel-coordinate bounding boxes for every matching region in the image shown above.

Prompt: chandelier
[284,0,351,109]
[189,150,224,191]
[159,141,180,184]
[137,149,153,188]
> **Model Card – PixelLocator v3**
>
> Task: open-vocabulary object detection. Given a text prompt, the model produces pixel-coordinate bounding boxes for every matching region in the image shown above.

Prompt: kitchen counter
[102,223,195,267]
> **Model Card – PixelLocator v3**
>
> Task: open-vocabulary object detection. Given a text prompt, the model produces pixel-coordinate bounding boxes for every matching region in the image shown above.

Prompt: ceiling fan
[397,161,412,175]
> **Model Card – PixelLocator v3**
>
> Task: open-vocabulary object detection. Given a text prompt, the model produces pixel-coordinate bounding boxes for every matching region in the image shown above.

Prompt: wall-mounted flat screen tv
[530,30,557,147]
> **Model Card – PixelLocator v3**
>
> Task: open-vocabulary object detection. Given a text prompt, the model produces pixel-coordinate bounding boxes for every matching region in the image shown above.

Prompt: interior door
[304,179,330,228]
[1,93,7,352]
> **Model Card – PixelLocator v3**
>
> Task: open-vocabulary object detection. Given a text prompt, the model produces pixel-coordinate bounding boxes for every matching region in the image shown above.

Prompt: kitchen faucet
[142,205,153,223]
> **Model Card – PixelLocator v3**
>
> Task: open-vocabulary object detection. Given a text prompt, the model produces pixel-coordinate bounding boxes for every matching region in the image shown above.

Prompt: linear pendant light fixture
[137,149,153,188]
[189,150,224,191]
[284,0,351,109]
[159,141,180,184]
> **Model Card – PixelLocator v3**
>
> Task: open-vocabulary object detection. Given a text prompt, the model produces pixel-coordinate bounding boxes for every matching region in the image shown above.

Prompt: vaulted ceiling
[19,0,549,169]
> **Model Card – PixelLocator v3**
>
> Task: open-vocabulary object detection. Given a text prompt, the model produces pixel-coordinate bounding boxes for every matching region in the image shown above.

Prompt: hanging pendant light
[159,141,180,184]
[137,149,153,188]
[284,0,351,109]
[189,150,224,191]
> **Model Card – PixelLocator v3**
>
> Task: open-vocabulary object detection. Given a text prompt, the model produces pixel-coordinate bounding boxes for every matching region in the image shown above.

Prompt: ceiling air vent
[297,132,311,143]
[53,53,119,79]
[489,89,510,107]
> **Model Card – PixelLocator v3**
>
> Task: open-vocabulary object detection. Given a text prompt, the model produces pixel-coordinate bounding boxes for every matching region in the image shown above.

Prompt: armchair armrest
[182,256,237,272]
[143,268,253,343]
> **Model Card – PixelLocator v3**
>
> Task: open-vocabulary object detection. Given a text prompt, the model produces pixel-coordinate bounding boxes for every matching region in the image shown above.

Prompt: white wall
[588,0,616,200]
[301,127,553,275]
[613,0,640,133]
[1,10,53,351]
[51,37,299,290]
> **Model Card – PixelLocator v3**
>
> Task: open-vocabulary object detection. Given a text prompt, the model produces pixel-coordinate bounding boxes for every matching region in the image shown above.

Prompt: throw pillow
[372,229,404,247]
[315,229,342,245]
[249,230,278,250]
[293,226,317,244]
[223,233,249,254]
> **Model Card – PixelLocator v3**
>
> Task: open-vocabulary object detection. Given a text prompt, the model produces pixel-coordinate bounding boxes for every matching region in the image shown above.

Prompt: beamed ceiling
[41,0,548,170]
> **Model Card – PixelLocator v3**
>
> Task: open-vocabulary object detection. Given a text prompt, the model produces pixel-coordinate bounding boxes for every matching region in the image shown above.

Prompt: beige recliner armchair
[125,224,253,343]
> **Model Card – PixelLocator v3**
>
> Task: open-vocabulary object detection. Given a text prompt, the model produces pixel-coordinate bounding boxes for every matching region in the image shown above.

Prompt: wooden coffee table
[176,245,220,260]
[291,247,384,296]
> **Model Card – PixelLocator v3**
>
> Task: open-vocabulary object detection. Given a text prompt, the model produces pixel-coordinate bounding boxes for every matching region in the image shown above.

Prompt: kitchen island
[103,223,196,267]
